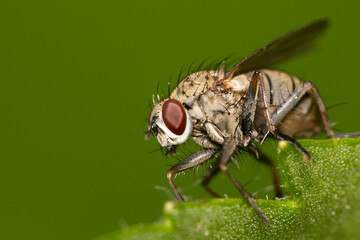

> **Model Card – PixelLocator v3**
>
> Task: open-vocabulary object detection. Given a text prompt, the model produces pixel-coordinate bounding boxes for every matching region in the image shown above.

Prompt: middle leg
[201,157,222,198]
[218,137,270,226]
[256,73,315,159]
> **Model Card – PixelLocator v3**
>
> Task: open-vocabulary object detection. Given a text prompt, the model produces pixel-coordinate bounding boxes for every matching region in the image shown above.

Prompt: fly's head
[146,98,193,155]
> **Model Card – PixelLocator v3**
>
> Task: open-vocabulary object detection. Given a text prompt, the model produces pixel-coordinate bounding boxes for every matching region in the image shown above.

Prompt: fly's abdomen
[254,69,322,137]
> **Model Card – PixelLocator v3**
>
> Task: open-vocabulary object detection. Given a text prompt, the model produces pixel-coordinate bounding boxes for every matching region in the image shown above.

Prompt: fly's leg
[273,132,311,161]
[269,81,334,138]
[201,160,222,198]
[256,71,276,140]
[201,155,237,198]
[310,83,334,138]
[199,143,242,198]
[248,142,283,198]
[333,132,360,138]
[256,75,332,159]
[167,149,216,201]
[260,155,283,199]
[242,71,283,197]
[219,137,270,226]
[244,72,282,197]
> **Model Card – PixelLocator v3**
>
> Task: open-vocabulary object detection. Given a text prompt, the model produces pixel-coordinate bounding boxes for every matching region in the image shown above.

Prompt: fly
[146,20,339,226]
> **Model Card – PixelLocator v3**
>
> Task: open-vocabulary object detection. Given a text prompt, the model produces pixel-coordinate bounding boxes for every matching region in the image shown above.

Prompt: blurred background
[1,0,360,239]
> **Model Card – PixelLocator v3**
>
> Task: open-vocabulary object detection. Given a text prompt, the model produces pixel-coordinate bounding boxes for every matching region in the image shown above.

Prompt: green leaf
[95,138,360,240]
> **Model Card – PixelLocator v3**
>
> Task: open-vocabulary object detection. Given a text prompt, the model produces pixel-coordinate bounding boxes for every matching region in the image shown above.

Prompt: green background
[0,1,359,240]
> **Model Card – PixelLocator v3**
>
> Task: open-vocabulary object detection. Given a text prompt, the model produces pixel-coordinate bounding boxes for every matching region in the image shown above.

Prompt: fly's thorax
[147,99,193,150]
[191,88,245,140]
[170,70,219,108]
[169,70,248,138]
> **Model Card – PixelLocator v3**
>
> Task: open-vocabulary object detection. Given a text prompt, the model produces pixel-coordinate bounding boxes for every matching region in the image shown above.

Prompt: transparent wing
[225,20,329,79]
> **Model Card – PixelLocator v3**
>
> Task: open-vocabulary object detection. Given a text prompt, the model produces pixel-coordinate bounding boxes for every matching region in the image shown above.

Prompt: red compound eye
[162,99,186,135]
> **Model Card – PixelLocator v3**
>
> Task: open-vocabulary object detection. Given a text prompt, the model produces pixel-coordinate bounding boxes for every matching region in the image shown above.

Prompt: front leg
[167,149,216,201]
